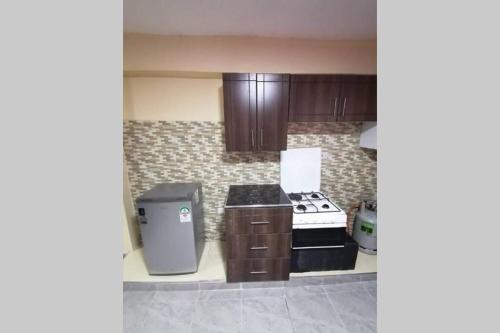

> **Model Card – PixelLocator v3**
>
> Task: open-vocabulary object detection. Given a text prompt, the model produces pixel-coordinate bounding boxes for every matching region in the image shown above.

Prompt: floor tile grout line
[187,289,200,333]
[283,296,297,333]
[322,285,349,333]
[363,282,377,302]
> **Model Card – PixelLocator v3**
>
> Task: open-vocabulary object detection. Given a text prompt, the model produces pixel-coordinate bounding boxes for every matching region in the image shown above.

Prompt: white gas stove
[287,191,347,229]
[281,148,357,273]
[280,147,347,229]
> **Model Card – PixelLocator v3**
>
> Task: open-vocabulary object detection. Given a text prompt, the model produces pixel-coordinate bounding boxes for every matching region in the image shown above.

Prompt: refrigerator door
[138,200,197,274]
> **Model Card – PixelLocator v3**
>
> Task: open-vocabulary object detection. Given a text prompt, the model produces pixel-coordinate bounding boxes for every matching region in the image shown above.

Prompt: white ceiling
[123,0,376,40]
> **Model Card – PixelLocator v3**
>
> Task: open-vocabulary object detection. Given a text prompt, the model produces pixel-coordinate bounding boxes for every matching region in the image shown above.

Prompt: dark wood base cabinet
[227,258,290,282]
[225,208,292,234]
[226,233,291,259]
[225,207,292,282]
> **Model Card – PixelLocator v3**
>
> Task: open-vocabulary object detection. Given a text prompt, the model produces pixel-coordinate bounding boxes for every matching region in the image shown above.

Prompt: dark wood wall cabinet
[223,73,377,151]
[288,74,377,122]
[223,73,289,152]
[225,207,292,282]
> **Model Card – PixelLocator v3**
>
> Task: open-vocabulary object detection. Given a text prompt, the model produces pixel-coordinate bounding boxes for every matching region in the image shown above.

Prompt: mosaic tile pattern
[124,121,376,241]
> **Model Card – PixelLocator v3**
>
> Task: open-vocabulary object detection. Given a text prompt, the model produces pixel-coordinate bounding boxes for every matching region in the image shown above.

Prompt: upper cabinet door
[223,74,257,152]
[288,75,342,122]
[338,75,377,122]
[256,74,289,151]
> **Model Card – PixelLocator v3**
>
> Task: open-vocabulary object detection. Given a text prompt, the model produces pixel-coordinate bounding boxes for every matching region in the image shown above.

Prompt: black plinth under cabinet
[290,236,359,272]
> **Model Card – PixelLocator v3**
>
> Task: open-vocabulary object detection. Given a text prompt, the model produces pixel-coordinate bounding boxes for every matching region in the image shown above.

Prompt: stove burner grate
[288,193,303,201]
[296,204,307,212]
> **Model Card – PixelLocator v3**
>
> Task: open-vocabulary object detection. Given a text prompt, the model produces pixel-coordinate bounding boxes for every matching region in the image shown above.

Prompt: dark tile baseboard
[123,273,376,291]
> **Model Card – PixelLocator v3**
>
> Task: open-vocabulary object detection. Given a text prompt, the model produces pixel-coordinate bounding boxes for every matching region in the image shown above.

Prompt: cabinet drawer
[227,233,291,259]
[227,258,290,282]
[225,208,292,234]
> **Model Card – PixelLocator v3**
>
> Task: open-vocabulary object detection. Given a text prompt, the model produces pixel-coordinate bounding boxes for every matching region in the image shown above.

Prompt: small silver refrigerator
[136,183,204,275]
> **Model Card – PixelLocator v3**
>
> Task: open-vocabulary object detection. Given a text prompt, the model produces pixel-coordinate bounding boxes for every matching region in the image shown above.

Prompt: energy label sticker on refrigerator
[179,207,192,223]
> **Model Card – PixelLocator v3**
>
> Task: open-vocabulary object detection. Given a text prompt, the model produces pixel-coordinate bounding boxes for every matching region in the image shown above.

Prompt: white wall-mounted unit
[360,122,377,149]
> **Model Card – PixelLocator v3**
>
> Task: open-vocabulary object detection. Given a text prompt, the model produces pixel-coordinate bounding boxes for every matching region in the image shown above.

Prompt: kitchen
[123,1,377,332]
[3,0,496,332]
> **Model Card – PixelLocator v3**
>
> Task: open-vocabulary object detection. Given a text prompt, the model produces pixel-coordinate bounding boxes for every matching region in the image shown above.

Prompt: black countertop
[225,184,292,208]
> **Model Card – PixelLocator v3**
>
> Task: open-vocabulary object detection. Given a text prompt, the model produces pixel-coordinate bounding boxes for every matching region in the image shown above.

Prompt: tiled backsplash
[124,121,376,241]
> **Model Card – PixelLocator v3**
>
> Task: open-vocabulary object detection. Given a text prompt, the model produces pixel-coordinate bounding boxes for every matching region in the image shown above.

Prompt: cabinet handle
[332,97,338,116]
[292,245,345,250]
[250,221,270,225]
[342,97,347,117]
[260,128,263,147]
[251,129,255,148]
[250,246,268,250]
[250,271,268,274]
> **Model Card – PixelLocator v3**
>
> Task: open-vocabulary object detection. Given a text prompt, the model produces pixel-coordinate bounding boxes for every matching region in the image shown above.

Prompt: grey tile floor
[124,274,376,333]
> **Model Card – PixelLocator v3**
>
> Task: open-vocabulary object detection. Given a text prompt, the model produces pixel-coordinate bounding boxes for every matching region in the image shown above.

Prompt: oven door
[292,227,346,249]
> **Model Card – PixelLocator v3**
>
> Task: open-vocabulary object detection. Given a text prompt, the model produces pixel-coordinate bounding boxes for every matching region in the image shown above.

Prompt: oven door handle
[292,245,345,249]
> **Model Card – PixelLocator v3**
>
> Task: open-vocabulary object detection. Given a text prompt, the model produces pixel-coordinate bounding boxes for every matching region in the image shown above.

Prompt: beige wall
[124,33,376,74]
[123,34,376,122]
[124,76,223,121]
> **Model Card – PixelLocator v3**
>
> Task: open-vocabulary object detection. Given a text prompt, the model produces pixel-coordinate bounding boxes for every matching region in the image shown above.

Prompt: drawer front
[225,208,292,234]
[227,233,291,259]
[292,227,346,248]
[227,258,290,282]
